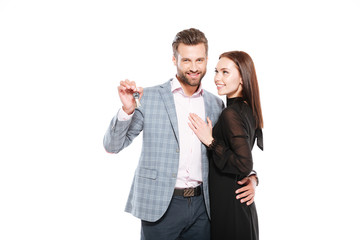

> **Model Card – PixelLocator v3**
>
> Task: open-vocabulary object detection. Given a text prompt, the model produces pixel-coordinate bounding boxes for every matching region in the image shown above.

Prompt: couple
[103,28,263,240]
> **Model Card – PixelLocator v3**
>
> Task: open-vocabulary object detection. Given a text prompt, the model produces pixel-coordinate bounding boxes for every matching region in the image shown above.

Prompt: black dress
[208,97,263,240]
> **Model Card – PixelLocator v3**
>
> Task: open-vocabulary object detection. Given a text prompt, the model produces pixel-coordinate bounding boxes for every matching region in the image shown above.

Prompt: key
[133,92,141,108]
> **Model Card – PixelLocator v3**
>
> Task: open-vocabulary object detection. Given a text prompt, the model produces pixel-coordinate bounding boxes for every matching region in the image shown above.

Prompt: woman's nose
[214,72,221,81]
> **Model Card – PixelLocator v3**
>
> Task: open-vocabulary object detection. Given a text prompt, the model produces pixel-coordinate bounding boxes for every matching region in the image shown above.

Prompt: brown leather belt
[173,185,202,197]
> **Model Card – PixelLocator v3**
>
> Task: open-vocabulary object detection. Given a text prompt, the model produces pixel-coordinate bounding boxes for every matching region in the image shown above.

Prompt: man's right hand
[117,79,143,115]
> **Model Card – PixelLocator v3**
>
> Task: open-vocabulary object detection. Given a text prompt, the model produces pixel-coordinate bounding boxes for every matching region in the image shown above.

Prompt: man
[104,28,258,240]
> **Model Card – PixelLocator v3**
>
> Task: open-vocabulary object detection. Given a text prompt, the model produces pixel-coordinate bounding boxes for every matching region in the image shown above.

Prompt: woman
[188,51,263,240]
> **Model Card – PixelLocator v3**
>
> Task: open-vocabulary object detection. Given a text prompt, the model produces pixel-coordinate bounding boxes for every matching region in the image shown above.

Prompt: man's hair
[172,28,208,58]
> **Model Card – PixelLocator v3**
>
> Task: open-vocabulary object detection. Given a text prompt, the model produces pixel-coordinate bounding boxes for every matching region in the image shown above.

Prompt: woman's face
[214,57,243,98]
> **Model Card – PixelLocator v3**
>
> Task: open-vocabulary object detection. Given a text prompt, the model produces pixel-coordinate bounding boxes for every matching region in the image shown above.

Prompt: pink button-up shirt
[117,78,205,189]
[171,78,205,189]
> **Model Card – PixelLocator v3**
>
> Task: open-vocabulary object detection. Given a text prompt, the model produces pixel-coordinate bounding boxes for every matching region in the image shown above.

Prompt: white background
[1,0,359,239]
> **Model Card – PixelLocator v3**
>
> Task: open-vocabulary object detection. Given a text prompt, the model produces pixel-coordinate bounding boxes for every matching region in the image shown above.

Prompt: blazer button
[172,173,177,178]
[176,148,180,153]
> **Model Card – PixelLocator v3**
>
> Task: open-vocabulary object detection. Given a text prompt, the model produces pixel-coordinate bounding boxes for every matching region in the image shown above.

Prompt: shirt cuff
[117,107,134,121]
[249,170,257,176]
[248,170,259,186]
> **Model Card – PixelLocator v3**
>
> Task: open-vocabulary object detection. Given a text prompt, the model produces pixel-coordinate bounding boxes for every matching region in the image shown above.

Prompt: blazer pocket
[137,167,157,180]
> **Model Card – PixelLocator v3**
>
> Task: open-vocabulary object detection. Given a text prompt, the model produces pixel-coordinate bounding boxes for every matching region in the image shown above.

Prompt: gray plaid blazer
[103,79,224,222]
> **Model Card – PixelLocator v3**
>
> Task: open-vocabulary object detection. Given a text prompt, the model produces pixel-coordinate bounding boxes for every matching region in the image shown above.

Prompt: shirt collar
[171,76,204,97]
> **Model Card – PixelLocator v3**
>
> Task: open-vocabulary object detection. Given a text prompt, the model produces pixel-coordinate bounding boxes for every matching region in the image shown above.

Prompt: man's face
[172,43,208,87]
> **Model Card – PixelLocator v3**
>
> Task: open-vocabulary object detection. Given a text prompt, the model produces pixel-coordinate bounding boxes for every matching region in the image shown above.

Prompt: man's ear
[172,55,177,66]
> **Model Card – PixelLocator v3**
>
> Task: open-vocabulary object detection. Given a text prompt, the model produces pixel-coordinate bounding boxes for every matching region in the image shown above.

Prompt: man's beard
[177,70,206,87]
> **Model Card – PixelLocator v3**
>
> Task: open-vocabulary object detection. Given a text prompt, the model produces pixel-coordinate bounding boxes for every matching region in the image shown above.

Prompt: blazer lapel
[203,90,216,124]
[159,80,180,145]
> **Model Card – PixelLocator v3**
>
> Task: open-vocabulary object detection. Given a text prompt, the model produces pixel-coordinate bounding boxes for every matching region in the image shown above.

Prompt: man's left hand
[235,175,257,205]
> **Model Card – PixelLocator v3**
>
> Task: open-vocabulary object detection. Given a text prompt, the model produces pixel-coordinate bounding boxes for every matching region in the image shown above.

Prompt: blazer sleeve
[103,107,144,153]
[208,108,253,178]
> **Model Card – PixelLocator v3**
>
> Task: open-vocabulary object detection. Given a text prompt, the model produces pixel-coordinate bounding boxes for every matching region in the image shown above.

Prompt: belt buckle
[183,188,194,197]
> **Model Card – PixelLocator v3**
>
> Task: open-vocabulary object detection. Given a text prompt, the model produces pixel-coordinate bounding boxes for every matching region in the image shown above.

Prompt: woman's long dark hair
[220,51,263,129]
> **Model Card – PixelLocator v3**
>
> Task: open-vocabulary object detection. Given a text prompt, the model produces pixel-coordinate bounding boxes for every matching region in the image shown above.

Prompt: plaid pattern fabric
[104,80,224,222]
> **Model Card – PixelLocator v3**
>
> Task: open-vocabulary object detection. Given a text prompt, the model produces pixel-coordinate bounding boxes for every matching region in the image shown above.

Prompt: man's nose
[190,62,197,72]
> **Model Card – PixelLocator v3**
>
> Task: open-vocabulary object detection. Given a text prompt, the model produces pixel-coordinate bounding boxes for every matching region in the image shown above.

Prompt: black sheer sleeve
[208,108,253,178]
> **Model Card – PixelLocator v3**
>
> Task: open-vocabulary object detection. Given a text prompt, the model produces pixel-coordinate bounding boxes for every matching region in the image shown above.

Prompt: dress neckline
[226,97,245,106]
